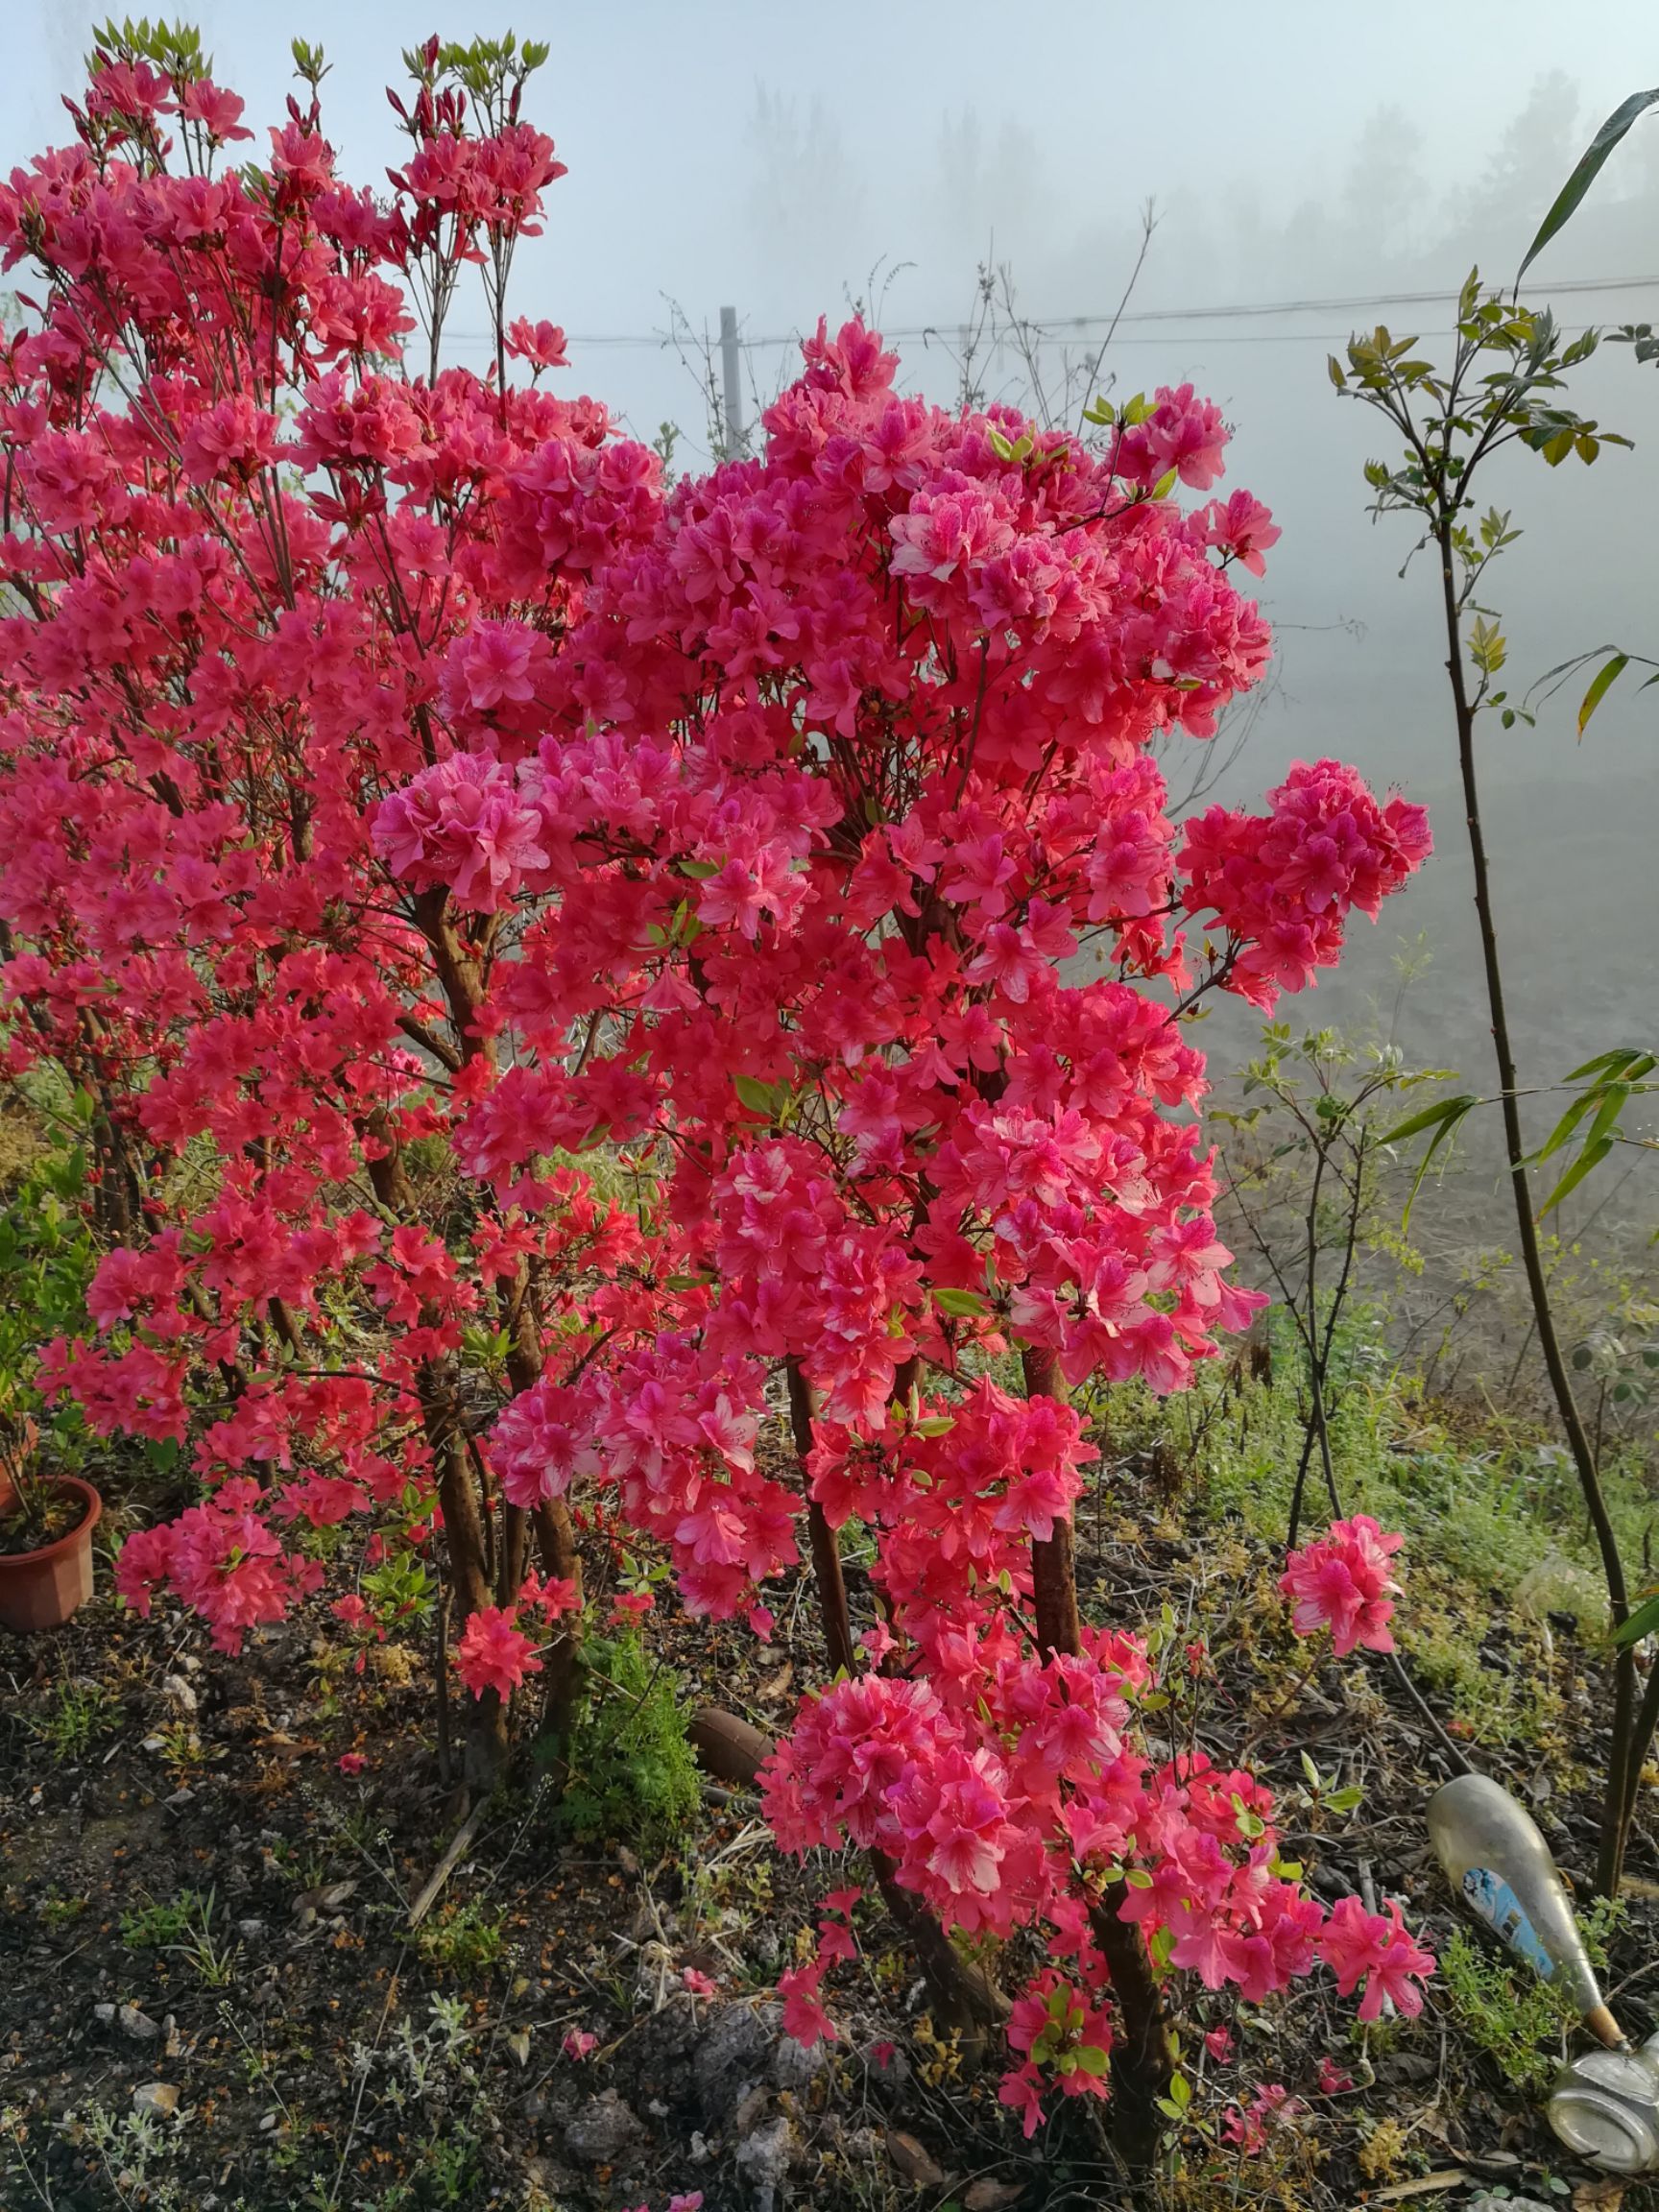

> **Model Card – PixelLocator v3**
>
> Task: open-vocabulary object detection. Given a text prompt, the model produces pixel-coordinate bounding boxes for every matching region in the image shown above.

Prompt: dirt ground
[4,1464,1656,2212]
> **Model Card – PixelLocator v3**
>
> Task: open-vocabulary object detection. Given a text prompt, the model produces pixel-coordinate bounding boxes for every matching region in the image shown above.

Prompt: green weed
[122,1887,240,1985]
[415,1899,507,1976]
[27,1678,118,1759]
[1439,1928,1574,2093]
[556,1623,701,1850]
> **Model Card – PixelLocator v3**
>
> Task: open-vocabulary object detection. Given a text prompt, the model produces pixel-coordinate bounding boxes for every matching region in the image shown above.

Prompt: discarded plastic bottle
[1428,1772,1659,2176]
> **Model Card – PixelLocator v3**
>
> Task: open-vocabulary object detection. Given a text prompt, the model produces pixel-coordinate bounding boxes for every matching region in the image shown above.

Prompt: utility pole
[719,304,744,457]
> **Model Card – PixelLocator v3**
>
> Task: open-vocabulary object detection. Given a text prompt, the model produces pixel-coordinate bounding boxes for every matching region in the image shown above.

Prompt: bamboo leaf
[1612,1591,1659,1647]
[1381,1094,1478,1230]
[1518,88,1659,288]
[1533,1088,1600,1165]
[1537,1133,1614,1217]
[1578,652,1629,734]
[1381,1094,1477,1146]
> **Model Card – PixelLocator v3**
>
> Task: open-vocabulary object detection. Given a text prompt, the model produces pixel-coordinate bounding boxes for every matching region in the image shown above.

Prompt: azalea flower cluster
[1280,1513,1404,1657]
[0,33,1433,2135]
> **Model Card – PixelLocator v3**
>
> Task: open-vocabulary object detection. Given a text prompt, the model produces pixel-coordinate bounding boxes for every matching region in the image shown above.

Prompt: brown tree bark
[1022,1344,1174,2170]
[785,1357,1003,2053]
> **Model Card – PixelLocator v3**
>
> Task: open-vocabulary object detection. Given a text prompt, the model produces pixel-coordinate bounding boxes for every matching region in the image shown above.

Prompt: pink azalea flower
[455,1605,542,1701]
[1280,1515,1405,1657]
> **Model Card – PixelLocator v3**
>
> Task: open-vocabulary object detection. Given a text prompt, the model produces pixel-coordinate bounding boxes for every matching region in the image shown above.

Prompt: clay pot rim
[0,1474,102,1567]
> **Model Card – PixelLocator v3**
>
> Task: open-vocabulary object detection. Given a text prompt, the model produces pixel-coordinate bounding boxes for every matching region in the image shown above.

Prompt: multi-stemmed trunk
[786,1360,1004,2051]
[1023,1346,1175,2171]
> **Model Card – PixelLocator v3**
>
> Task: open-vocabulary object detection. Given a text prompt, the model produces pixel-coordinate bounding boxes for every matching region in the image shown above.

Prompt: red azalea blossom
[1280,1514,1405,1656]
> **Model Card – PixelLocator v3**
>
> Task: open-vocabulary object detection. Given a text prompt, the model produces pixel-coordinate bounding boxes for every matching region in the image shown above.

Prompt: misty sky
[7,0,1659,1081]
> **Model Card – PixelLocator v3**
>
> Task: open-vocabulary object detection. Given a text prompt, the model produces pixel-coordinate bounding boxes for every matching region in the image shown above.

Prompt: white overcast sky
[7,0,1659,1068]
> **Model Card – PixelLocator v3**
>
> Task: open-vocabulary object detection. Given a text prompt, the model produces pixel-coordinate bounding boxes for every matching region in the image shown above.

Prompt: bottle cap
[1548,2050,1659,2175]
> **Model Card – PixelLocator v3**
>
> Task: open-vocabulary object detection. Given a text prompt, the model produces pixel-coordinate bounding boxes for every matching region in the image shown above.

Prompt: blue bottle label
[1463,1865,1555,1979]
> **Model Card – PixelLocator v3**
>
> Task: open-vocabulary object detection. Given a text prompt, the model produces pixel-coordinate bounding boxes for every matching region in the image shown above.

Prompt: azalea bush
[0,19,1436,2153]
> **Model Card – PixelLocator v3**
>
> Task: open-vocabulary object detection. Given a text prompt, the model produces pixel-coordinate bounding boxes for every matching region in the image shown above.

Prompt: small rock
[237,1919,265,1940]
[140,1735,166,1753]
[693,2003,780,2125]
[258,2112,279,2132]
[118,2005,161,2041]
[524,2156,580,2196]
[132,2082,179,2119]
[733,2115,796,2212]
[731,2083,770,2137]
[161,1675,198,1714]
[163,1788,194,1810]
[1470,2199,1555,2212]
[771,2034,827,2092]
[563,2089,645,2167]
[615,1843,641,1876]
[92,2003,116,2025]
[292,1879,357,1918]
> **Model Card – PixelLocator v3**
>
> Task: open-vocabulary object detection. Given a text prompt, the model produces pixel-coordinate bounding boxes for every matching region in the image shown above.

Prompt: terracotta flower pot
[0,1476,102,1634]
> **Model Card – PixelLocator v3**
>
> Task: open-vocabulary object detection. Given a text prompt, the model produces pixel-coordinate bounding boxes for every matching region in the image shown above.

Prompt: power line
[438,271,1659,353]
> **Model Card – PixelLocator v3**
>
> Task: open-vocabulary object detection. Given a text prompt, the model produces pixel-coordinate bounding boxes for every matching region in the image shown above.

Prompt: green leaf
[1537,1133,1614,1217]
[1578,652,1630,734]
[1382,1096,1473,1146]
[677,857,720,878]
[1518,88,1659,289]
[1612,1591,1659,1647]
[1150,466,1179,501]
[1325,1785,1365,1813]
[987,425,1016,462]
[1381,1093,1478,1231]
[1563,1045,1647,1085]
[933,1286,989,1318]
[731,1073,777,1117]
[1075,2045,1112,2079]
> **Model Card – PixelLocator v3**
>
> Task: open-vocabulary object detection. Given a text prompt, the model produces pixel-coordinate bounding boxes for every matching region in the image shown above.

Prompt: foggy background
[8,0,1659,1135]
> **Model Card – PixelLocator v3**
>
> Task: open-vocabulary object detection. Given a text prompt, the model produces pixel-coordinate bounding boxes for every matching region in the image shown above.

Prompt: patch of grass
[415,1899,508,1976]
[121,1891,201,1952]
[40,1888,89,1930]
[121,1886,239,1984]
[28,1678,119,1759]
[1095,1306,1659,1747]
[1439,1928,1574,2094]
[557,1623,701,1850]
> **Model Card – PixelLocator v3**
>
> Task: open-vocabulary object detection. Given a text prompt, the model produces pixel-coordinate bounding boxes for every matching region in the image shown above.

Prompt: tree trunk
[1022,1344,1174,2167]
[1431,518,1634,1896]
[786,1357,1003,2053]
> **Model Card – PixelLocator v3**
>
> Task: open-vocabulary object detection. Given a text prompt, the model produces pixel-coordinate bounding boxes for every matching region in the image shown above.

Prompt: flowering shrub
[0,23,1434,2149]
